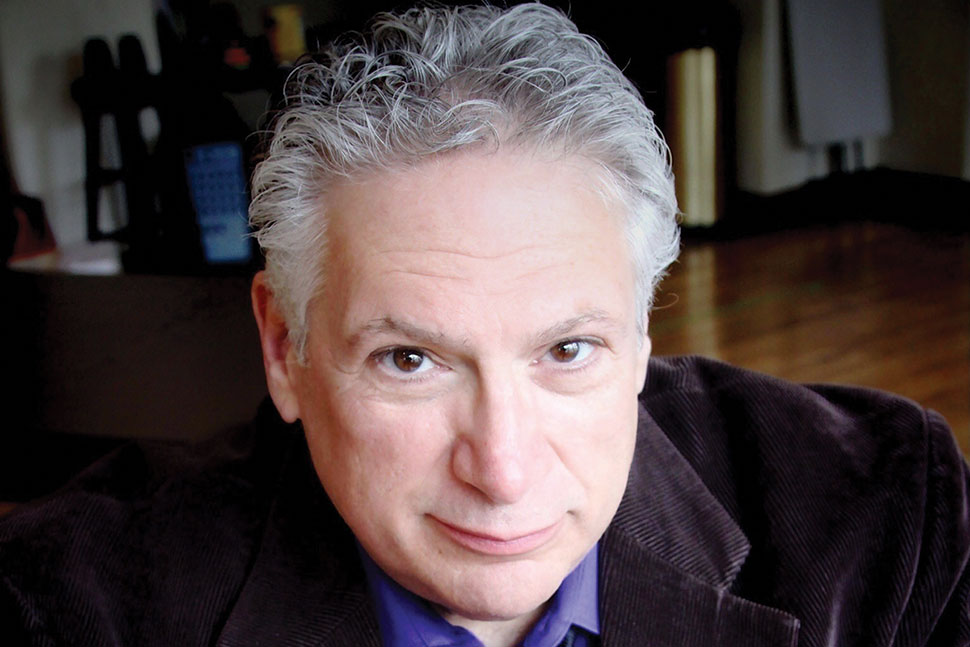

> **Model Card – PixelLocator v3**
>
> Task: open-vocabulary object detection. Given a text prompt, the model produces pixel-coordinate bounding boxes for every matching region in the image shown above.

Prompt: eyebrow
[348,309,620,352]
[529,310,620,348]
[347,317,450,350]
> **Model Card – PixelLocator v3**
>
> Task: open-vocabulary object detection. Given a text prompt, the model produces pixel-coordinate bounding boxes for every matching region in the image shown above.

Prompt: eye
[545,339,595,364]
[377,347,436,375]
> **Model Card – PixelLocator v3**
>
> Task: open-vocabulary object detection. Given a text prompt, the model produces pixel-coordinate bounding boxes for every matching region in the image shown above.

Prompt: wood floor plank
[650,223,970,453]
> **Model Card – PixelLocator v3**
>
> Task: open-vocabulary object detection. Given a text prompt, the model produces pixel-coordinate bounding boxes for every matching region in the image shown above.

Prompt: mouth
[430,516,563,556]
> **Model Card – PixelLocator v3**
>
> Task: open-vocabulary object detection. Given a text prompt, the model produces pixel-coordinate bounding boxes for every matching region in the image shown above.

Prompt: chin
[430,557,569,623]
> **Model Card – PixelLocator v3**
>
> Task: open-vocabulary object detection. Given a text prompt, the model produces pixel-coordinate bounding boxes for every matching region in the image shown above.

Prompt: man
[2,4,968,646]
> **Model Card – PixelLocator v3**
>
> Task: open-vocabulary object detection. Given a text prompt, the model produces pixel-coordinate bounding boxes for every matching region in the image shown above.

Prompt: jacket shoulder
[641,355,970,644]
[0,402,297,646]
[642,356,944,503]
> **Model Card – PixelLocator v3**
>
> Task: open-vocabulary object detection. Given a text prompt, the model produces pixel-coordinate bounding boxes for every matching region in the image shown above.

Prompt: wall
[731,0,828,195]
[966,15,970,180]
[730,0,970,195]
[0,0,158,250]
[878,0,970,179]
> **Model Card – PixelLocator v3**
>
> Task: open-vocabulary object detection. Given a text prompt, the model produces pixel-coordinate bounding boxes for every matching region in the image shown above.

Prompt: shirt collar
[522,546,599,647]
[358,543,600,647]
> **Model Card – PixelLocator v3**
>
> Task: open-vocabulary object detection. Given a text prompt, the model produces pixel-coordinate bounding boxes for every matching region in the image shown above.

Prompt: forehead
[323,151,628,260]
[312,151,639,340]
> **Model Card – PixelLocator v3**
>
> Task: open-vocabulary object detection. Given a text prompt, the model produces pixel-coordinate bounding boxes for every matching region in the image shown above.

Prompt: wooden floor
[650,222,970,453]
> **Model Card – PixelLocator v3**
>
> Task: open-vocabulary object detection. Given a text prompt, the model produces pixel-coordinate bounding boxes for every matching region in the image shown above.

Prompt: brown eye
[392,348,427,372]
[550,341,581,362]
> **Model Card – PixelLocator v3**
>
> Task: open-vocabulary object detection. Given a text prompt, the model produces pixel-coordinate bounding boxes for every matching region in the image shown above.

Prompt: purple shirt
[358,544,600,647]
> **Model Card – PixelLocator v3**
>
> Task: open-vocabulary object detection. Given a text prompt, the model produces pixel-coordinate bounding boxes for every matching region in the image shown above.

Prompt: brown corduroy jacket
[2,356,968,646]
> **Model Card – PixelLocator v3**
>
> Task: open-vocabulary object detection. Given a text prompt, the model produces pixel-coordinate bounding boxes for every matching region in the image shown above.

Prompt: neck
[436,602,549,647]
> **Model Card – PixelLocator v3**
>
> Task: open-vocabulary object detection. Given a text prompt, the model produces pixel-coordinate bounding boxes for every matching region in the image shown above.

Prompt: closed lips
[431,516,563,556]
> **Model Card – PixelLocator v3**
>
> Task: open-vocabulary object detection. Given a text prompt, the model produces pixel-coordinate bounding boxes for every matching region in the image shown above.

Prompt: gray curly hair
[249,2,680,359]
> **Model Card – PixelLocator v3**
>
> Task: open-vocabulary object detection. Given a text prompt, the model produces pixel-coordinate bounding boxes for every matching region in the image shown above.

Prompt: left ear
[251,271,303,422]
[635,317,652,394]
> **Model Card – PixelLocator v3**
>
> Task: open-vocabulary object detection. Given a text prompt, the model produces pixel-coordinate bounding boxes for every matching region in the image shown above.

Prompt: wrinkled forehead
[309,150,639,321]
[325,153,630,263]
[322,149,631,252]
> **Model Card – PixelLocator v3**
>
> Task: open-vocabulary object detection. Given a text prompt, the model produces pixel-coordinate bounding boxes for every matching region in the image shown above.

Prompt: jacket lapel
[216,440,381,647]
[600,407,800,646]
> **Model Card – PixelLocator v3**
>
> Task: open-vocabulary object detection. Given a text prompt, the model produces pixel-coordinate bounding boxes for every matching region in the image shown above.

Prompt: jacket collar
[216,430,381,647]
[599,405,800,646]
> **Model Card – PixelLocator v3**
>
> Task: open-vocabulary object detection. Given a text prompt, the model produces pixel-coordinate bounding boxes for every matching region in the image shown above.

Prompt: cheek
[302,389,454,520]
[543,379,639,504]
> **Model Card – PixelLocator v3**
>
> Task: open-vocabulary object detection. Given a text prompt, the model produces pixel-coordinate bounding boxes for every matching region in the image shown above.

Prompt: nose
[450,373,543,505]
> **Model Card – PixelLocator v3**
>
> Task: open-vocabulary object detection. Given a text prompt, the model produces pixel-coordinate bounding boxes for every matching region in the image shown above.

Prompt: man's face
[266,151,650,627]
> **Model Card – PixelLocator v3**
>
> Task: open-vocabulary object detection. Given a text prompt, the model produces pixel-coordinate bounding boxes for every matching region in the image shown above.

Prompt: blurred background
[1,0,968,503]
